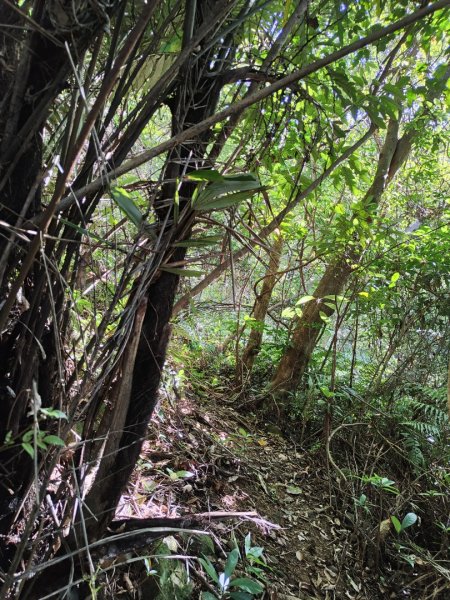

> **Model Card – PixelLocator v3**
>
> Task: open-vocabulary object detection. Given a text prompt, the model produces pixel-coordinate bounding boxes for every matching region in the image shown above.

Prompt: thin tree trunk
[79,0,231,537]
[238,232,283,382]
[269,256,354,393]
[269,118,402,396]
[268,63,450,399]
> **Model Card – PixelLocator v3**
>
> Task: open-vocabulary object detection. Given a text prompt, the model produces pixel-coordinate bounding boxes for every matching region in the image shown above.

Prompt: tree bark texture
[0,0,120,551]
[239,232,283,380]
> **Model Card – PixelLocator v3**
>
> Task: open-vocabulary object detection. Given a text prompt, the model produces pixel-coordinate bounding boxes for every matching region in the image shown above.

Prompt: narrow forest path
[106,381,443,600]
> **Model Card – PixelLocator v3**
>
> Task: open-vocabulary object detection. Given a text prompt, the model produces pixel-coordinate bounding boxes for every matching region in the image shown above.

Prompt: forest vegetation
[0,0,449,598]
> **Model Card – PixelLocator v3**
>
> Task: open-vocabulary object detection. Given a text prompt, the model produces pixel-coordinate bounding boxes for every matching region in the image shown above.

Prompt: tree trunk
[269,256,354,393]
[269,118,402,397]
[238,232,283,382]
[0,0,119,550]
[79,0,227,537]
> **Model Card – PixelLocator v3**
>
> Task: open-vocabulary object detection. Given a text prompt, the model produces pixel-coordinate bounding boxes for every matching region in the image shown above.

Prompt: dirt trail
[113,389,402,599]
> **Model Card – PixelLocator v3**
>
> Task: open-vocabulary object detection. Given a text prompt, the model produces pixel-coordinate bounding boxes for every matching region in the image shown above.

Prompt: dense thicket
[0,1,449,597]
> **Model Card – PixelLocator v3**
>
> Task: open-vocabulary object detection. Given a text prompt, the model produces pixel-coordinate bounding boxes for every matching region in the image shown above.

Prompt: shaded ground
[101,377,449,600]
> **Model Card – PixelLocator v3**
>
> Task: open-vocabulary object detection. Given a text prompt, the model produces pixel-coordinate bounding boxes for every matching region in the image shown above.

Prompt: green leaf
[401,512,418,530]
[391,515,402,533]
[159,267,204,277]
[286,485,302,495]
[390,272,400,284]
[174,470,194,479]
[323,302,336,310]
[319,386,334,399]
[40,408,68,420]
[22,430,33,443]
[195,189,262,212]
[230,577,264,593]
[36,437,47,450]
[193,173,263,211]
[229,592,253,600]
[224,548,240,579]
[22,442,34,458]
[198,557,219,584]
[379,95,400,119]
[365,104,386,129]
[281,307,296,318]
[319,311,330,323]
[187,169,224,182]
[201,593,217,600]
[110,187,143,228]
[43,435,65,447]
[357,494,367,506]
[296,295,315,306]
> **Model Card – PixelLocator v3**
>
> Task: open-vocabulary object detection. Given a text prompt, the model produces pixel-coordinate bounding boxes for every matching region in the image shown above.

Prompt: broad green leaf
[201,593,217,600]
[357,494,367,506]
[43,435,65,446]
[299,174,313,188]
[296,295,315,305]
[224,548,240,579]
[286,485,302,495]
[174,470,194,479]
[198,557,219,584]
[281,307,296,318]
[320,386,334,399]
[319,311,330,323]
[36,438,47,450]
[229,593,252,600]
[22,430,33,443]
[195,189,262,212]
[323,302,336,310]
[379,95,400,119]
[391,515,402,533]
[401,512,418,530]
[193,172,263,211]
[323,295,347,302]
[40,408,68,420]
[231,577,264,593]
[365,104,386,128]
[22,442,34,458]
[390,272,400,284]
[110,187,143,228]
[187,169,223,182]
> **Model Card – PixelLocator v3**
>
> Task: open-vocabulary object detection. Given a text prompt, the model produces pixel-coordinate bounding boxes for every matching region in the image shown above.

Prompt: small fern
[401,420,441,438]
[409,399,448,428]
[401,430,426,473]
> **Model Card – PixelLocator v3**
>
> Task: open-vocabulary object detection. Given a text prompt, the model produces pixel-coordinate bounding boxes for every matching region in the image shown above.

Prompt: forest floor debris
[104,382,449,600]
